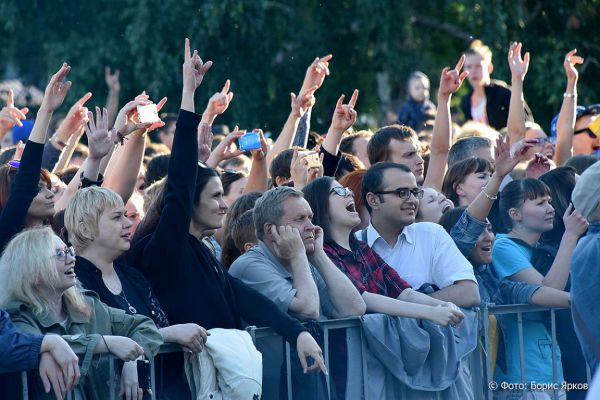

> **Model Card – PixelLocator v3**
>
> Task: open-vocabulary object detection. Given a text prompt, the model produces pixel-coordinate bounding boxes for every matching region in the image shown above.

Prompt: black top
[75,255,169,328]
[129,109,306,344]
[459,79,533,130]
[0,141,43,252]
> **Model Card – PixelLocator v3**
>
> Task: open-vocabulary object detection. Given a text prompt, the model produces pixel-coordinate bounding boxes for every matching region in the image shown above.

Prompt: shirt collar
[5,292,93,329]
[367,221,414,247]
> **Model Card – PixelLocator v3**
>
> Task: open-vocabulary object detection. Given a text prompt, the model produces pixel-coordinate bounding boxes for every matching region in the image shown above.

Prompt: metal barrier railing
[19,307,589,400]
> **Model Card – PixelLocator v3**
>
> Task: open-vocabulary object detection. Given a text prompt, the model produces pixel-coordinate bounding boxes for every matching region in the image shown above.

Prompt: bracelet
[481,186,498,201]
[51,135,67,149]
[563,92,577,98]
[111,128,128,146]
[101,335,111,353]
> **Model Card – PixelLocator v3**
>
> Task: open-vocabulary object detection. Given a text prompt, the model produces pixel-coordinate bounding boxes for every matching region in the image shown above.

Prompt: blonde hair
[0,227,90,318]
[64,187,124,252]
[454,121,500,143]
[467,39,493,65]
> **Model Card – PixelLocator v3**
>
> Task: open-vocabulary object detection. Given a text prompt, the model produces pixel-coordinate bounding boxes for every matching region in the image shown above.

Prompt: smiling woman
[442,157,493,207]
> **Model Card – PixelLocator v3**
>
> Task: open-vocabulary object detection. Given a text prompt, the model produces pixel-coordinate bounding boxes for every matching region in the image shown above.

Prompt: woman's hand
[206,126,245,168]
[429,304,464,326]
[182,38,213,93]
[40,63,72,113]
[85,107,114,160]
[296,331,327,374]
[563,203,589,239]
[41,335,80,393]
[119,361,143,400]
[105,336,144,362]
[0,89,28,131]
[164,323,210,354]
[39,352,67,400]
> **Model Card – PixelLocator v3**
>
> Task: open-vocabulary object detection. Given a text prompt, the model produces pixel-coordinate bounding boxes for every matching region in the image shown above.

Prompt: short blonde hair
[0,227,90,318]
[467,39,493,65]
[454,121,500,143]
[64,187,124,252]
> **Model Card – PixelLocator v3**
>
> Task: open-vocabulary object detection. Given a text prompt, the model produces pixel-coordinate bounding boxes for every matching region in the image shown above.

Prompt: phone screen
[137,104,160,124]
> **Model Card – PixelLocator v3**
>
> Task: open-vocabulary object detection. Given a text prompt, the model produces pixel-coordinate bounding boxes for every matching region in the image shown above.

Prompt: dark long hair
[0,164,52,214]
[539,167,577,247]
[499,178,551,231]
[441,157,493,206]
[302,176,335,243]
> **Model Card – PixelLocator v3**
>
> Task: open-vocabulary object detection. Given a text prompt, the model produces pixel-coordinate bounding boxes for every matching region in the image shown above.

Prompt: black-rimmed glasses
[374,187,424,200]
[330,186,354,198]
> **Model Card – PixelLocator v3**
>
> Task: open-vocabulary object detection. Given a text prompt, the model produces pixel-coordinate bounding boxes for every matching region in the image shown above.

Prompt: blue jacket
[0,309,43,373]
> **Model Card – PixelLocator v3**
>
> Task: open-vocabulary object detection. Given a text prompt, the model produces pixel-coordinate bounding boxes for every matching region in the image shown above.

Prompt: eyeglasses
[374,187,424,200]
[330,186,354,198]
[55,246,75,261]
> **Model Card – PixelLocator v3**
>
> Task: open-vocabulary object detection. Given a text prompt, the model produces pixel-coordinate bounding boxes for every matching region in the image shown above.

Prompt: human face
[456,169,492,206]
[388,139,425,183]
[352,137,370,168]
[525,128,554,159]
[417,187,454,223]
[277,196,316,253]
[95,206,133,256]
[125,196,144,237]
[223,177,247,207]
[470,222,495,265]
[372,169,420,228]
[515,195,555,234]
[408,77,429,103]
[573,115,600,155]
[464,53,491,88]
[50,175,67,203]
[192,177,228,232]
[27,180,55,221]
[328,181,361,230]
[53,235,77,292]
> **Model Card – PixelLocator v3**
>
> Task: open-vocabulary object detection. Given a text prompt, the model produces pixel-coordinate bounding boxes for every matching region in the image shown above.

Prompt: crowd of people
[0,36,599,400]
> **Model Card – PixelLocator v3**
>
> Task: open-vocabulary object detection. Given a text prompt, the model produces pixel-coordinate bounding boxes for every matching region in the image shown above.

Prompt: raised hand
[105,66,120,92]
[563,203,589,238]
[439,55,469,97]
[525,153,553,179]
[0,89,28,129]
[197,122,213,162]
[563,49,583,83]
[290,85,318,118]
[494,135,534,177]
[114,95,166,136]
[296,331,327,375]
[507,42,530,80]
[328,89,358,134]
[182,38,213,92]
[249,129,268,161]
[206,126,245,167]
[41,63,72,112]
[56,92,92,137]
[85,107,114,160]
[301,55,332,92]
[204,80,234,117]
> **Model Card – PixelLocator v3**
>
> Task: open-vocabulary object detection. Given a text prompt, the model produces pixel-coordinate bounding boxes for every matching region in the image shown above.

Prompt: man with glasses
[359,162,480,307]
[551,104,600,158]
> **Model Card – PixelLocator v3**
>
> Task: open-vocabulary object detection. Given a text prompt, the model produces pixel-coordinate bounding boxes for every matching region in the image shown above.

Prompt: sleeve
[292,108,311,148]
[431,225,477,289]
[491,238,533,281]
[0,310,43,373]
[0,141,44,251]
[496,279,541,305]
[372,250,411,298]
[104,301,163,358]
[142,109,201,279]
[449,210,487,258]
[230,277,306,344]
[41,141,62,171]
[229,256,297,314]
[311,266,335,319]
[323,245,367,293]
[319,147,341,177]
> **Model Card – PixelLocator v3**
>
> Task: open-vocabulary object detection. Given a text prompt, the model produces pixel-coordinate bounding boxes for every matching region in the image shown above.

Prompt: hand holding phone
[298,151,321,168]
[137,104,160,124]
[238,131,262,151]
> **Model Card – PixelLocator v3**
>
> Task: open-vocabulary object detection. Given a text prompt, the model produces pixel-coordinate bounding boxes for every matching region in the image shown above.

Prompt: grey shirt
[229,241,335,320]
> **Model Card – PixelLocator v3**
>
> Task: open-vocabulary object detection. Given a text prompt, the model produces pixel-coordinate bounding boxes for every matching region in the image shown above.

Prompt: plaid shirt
[323,236,411,298]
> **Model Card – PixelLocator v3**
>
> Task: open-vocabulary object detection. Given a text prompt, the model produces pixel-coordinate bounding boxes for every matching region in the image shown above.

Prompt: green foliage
[1,0,599,134]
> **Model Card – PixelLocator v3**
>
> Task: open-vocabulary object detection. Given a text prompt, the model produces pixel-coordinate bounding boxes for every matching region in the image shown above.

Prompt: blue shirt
[571,221,600,372]
[0,309,43,373]
[492,234,564,384]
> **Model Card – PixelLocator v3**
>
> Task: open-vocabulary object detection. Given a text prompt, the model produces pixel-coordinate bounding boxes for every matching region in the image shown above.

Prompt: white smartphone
[137,104,160,124]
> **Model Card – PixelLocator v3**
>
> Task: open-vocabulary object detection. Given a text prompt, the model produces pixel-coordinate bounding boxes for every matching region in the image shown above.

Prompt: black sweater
[130,109,305,345]
[0,141,43,252]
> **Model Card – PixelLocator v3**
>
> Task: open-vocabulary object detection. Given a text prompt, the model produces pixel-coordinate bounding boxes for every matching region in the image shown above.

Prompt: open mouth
[480,246,492,252]
[345,202,357,213]
[64,267,76,277]
[442,204,452,214]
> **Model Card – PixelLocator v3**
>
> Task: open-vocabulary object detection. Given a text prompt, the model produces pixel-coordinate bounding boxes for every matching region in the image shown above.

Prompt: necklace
[104,279,137,314]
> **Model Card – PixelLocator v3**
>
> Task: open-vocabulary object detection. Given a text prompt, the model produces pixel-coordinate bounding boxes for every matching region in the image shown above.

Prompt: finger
[184,38,191,61]
[7,89,14,108]
[571,56,584,65]
[319,54,333,63]
[51,63,70,85]
[566,203,574,216]
[95,106,102,128]
[102,107,108,130]
[76,92,93,107]
[348,89,359,108]
[221,79,230,94]
[87,111,96,132]
[291,148,299,166]
[454,54,465,71]
[299,352,308,374]
[156,96,168,112]
[523,52,530,65]
[105,66,110,78]
[459,70,469,81]
[41,371,51,393]
[227,92,234,103]
[138,388,143,400]
[60,81,73,96]
[201,60,213,74]
[8,107,27,120]
[73,361,80,387]
[336,94,345,109]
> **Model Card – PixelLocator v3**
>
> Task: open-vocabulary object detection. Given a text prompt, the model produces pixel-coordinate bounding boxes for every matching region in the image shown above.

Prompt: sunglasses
[374,187,424,200]
[330,186,354,198]
[574,117,600,139]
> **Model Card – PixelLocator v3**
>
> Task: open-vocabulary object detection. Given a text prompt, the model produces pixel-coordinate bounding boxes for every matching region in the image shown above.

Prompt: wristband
[563,92,577,98]
[101,335,111,354]
[51,135,67,149]
[481,186,498,201]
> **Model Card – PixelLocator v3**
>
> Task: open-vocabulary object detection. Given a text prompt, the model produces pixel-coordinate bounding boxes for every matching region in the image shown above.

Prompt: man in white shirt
[358,162,480,308]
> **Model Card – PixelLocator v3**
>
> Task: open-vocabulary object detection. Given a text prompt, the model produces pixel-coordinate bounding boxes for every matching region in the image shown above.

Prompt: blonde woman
[0,227,162,400]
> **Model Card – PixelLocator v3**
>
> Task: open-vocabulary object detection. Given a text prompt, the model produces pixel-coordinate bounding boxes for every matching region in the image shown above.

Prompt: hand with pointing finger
[55,92,92,139]
[563,49,583,83]
[183,38,213,92]
[204,79,234,119]
[439,55,469,97]
[301,54,332,92]
[291,85,318,118]
[328,89,359,134]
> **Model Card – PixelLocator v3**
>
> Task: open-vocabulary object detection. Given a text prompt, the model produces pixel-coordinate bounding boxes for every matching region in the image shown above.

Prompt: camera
[238,131,262,151]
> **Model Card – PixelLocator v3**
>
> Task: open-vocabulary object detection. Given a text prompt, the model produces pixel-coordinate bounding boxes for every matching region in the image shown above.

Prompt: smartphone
[238,131,262,151]
[137,359,151,390]
[137,104,160,124]
[298,151,321,168]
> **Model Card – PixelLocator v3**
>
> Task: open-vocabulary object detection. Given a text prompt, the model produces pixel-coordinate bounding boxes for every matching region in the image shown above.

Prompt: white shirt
[357,222,476,290]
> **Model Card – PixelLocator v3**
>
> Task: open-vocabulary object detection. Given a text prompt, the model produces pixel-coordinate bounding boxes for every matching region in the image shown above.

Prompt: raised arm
[553,49,582,166]
[323,89,359,156]
[104,67,120,127]
[244,129,269,193]
[0,90,28,147]
[200,79,233,126]
[424,55,468,190]
[506,42,530,145]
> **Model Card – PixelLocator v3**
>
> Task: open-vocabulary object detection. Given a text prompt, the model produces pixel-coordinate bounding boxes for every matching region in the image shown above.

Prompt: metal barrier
[19,307,590,400]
